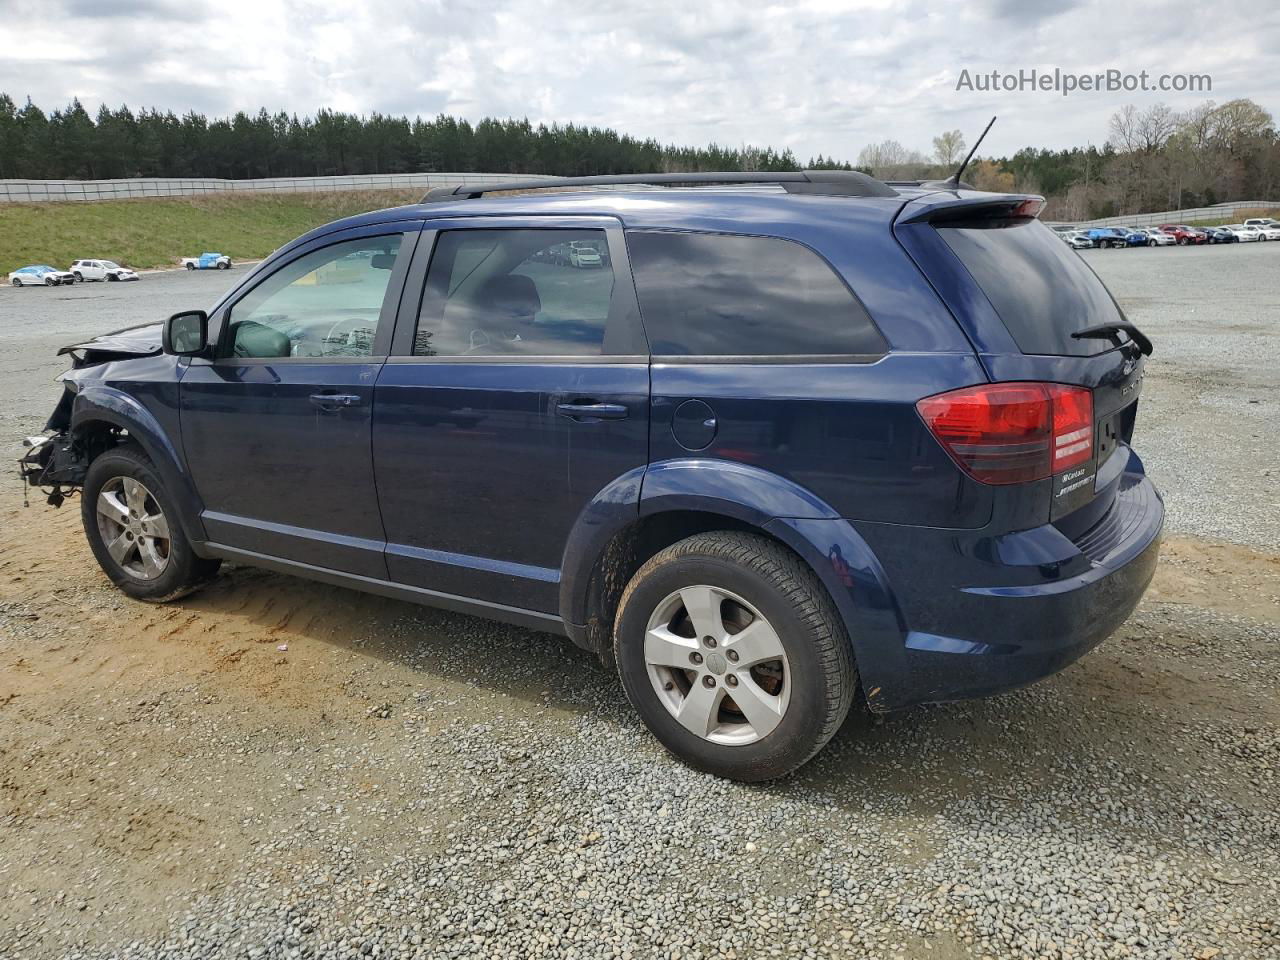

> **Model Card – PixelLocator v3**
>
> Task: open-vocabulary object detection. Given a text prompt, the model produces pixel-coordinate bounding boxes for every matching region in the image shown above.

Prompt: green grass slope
[0,189,421,274]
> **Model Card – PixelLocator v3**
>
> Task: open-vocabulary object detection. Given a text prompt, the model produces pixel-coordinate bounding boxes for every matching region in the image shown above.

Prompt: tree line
[0,94,856,183]
[856,99,1279,219]
[1,93,1276,218]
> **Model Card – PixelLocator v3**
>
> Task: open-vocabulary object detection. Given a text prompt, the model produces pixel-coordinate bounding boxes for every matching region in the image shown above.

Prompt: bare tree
[857,139,930,178]
[1135,103,1177,153]
[932,130,966,167]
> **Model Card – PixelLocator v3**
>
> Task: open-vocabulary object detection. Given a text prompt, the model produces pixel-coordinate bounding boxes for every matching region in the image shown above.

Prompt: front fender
[70,383,208,544]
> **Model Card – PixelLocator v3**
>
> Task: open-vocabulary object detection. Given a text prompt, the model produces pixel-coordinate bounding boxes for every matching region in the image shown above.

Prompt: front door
[180,225,419,577]
[373,219,650,614]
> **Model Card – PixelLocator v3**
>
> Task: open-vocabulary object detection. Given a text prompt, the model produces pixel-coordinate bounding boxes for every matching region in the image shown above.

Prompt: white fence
[0,173,548,203]
[1062,200,1280,228]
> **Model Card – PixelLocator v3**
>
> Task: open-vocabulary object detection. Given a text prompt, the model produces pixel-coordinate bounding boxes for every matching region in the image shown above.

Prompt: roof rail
[421,170,898,203]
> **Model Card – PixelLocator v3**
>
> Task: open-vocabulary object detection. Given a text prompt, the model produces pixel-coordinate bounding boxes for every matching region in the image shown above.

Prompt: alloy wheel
[95,477,171,580]
[643,584,791,745]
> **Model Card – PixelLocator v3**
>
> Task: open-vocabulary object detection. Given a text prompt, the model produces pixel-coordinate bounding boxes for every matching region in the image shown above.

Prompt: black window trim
[198,223,421,366]
[624,227,889,364]
[388,216,649,361]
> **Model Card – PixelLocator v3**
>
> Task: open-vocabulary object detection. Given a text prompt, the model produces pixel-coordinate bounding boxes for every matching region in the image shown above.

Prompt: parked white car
[568,241,603,268]
[1063,231,1093,249]
[1243,217,1277,229]
[8,264,76,286]
[1140,228,1176,246]
[1223,224,1261,242]
[1255,224,1280,241]
[71,259,139,282]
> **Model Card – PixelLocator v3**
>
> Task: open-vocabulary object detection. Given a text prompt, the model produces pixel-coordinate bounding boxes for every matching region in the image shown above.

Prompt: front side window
[626,231,886,358]
[414,229,615,357]
[224,235,402,359]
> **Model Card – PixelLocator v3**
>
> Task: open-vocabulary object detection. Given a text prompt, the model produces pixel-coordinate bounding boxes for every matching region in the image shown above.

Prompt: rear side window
[937,218,1124,356]
[626,231,886,358]
[415,229,618,357]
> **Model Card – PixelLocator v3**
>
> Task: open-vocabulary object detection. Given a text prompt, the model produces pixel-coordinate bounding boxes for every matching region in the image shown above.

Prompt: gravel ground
[1,242,1278,960]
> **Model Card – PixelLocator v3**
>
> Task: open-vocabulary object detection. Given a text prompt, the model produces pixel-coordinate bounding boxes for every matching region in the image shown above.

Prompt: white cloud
[0,0,1275,161]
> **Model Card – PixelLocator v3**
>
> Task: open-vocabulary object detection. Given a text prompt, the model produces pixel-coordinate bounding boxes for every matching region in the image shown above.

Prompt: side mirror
[163,310,209,356]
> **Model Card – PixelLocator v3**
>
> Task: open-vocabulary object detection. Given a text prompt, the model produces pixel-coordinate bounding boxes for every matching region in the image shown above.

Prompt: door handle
[310,393,362,410]
[556,401,629,421]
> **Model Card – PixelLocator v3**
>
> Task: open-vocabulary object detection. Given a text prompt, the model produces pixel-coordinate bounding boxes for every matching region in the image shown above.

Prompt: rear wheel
[614,532,857,781]
[82,445,220,602]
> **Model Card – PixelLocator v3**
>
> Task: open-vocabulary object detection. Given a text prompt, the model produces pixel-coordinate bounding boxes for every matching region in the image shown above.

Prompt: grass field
[0,189,420,274]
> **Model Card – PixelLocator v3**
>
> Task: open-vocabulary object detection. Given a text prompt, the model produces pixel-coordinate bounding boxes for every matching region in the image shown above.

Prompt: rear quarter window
[937,217,1125,356]
[626,231,886,358]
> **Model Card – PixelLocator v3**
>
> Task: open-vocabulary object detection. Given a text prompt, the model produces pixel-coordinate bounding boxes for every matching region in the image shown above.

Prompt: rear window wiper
[1071,321,1153,356]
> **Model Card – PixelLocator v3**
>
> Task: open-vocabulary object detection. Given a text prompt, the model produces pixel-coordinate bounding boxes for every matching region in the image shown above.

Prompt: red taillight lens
[917,382,1093,485]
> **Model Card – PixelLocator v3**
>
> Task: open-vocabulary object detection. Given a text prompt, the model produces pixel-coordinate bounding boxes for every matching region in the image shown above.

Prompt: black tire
[217,260,230,269]
[45,275,56,286]
[10,278,18,286]
[73,271,83,281]
[81,444,220,602]
[185,262,195,271]
[614,531,857,782]
[107,273,117,281]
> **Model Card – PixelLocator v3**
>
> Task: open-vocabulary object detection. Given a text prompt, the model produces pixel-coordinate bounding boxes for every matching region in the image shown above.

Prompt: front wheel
[217,260,230,270]
[614,532,857,782]
[82,445,220,602]
[185,262,195,271]
[11,277,20,286]
[45,275,56,286]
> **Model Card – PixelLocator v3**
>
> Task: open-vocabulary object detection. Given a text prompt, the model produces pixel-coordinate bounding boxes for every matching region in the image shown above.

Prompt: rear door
[372,217,650,614]
[896,204,1146,532]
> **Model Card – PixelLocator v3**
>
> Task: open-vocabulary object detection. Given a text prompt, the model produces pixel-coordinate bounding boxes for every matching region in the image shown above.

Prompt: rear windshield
[937,218,1125,356]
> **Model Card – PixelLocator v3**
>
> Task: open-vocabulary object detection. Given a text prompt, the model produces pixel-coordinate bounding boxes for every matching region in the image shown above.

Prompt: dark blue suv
[21,171,1163,781]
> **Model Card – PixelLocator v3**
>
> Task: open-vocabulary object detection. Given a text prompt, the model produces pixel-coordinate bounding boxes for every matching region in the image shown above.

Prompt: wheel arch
[560,460,907,709]
[70,386,208,544]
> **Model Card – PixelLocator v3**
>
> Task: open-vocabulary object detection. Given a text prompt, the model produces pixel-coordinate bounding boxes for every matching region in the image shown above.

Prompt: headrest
[475,274,541,321]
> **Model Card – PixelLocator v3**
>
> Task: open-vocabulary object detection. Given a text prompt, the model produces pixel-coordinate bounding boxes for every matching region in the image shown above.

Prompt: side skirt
[200,542,568,637]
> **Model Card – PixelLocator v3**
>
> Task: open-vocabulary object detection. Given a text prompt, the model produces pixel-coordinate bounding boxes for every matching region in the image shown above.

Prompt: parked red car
[1158,224,1207,245]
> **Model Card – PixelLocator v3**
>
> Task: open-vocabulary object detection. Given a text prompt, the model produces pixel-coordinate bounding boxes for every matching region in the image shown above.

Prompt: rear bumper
[850,451,1163,710]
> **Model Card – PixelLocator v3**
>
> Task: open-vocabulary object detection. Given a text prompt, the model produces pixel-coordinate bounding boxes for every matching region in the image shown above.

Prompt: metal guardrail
[0,173,548,203]
[1058,201,1280,228]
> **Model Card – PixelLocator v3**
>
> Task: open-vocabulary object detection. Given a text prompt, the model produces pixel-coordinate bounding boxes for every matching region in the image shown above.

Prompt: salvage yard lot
[1,244,1278,959]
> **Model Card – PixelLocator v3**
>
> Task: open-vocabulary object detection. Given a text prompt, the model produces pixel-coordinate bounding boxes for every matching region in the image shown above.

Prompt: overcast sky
[1,0,1277,161]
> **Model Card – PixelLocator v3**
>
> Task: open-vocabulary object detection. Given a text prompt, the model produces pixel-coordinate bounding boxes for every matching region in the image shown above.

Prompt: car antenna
[947,116,997,189]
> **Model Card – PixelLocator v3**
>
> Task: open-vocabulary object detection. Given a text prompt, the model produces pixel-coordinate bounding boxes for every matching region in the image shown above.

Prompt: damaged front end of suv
[18,323,165,507]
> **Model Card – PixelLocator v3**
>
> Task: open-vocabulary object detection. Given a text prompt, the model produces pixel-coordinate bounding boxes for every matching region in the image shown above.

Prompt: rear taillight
[916,382,1093,485]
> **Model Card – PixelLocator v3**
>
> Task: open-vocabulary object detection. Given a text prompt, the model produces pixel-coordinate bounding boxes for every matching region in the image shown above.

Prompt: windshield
[103,261,121,269]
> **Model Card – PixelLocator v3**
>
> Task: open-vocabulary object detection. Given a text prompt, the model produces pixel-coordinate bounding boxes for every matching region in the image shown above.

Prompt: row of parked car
[7,253,235,287]
[8,259,140,286]
[1056,217,1280,249]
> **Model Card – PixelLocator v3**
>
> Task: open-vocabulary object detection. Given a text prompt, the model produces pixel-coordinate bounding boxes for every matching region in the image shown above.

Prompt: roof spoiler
[896,194,1045,225]
[421,170,898,203]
